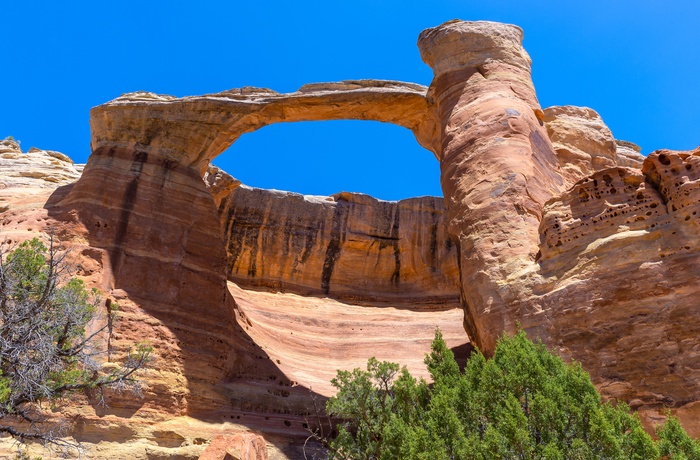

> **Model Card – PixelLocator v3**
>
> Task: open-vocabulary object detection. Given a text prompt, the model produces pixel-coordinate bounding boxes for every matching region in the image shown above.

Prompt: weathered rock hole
[215,120,442,200]
[658,154,671,165]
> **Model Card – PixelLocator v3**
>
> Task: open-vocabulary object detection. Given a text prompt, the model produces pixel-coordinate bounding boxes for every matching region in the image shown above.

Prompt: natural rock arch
[44,18,700,438]
[89,80,441,174]
[56,22,560,408]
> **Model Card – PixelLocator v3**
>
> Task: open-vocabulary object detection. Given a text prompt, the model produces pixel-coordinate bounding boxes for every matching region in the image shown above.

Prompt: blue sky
[2,1,698,200]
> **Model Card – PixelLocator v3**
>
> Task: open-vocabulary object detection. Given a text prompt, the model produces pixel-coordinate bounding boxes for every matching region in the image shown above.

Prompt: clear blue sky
[3,1,698,200]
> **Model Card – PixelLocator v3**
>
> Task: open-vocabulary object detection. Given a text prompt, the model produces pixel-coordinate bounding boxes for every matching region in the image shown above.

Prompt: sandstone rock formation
[417,20,565,351]
[535,148,700,434]
[542,106,646,187]
[199,433,268,460]
[0,139,82,189]
[616,139,645,169]
[219,186,459,302]
[88,81,439,173]
[1,18,699,459]
[543,106,618,186]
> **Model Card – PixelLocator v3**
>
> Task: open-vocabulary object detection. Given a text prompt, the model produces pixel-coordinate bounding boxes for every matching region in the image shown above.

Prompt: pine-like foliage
[0,237,151,451]
[321,329,698,460]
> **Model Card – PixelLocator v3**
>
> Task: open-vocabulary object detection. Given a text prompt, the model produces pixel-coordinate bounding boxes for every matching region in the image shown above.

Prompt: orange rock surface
[418,20,565,351]
[219,186,459,302]
[1,18,699,458]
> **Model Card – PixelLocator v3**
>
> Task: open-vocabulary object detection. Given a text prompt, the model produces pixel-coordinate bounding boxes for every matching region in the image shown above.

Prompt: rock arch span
[88,80,440,173]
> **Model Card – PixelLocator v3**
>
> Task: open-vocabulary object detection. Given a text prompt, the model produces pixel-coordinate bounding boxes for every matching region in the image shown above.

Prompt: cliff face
[536,149,700,434]
[220,186,459,302]
[1,18,699,459]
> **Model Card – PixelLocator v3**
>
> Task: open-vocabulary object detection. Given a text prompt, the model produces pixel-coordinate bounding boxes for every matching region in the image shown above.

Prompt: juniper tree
[0,236,150,451]
[318,329,697,460]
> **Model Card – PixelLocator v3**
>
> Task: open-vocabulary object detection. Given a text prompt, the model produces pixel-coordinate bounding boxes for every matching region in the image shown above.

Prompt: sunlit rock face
[417,20,700,435]
[0,139,82,189]
[535,148,700,434]
[418,20,566,352]
[542,106,646,187]
[1,18,700,459]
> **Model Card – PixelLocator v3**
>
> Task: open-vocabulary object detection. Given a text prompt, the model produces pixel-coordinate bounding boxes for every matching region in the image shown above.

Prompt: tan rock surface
[532,148,700,432]
[228,282,468,398]
[616,140,645,169]
[89,80,439,173]
[220,186,460,302]
[542,106,648,187]
[205,165,242,208]
[418,20,565,352]
[199,433,268,460]
[0,139,82,189]
[543,105,618,186]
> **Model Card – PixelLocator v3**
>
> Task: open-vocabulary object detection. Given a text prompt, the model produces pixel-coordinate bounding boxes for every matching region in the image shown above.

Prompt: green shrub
[321,329,694,459]
[0,237,151,452]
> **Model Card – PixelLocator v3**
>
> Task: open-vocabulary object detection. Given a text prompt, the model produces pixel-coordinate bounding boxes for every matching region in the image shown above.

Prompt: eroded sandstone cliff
[1,18,699,459]
[219,186,459,302]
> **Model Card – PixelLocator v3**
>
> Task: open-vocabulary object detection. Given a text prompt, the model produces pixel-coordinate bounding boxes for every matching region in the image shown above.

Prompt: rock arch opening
[213,120,443,201]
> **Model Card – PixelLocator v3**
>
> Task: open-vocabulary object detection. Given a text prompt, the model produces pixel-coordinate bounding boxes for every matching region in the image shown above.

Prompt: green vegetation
[0,237,151,452]
[319,329,700,459]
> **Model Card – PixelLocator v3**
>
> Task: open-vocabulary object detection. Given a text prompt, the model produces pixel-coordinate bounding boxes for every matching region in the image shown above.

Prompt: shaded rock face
[219,186,459,302]
[3,18,699,456]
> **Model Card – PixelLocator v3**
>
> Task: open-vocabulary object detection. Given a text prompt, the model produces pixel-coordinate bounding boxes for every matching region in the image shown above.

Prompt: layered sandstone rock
[219,186,460,302]
[418,20,565,351]
[199,433,268,460]
[543,106,618,186]
[1,145,470,459]
[533,148,700,432]
[0,139,82,189]
[616,140,645,169]
[89,80,439,173]
[542,106,647,187]
[205,165,242,208]
[416,20,700,433]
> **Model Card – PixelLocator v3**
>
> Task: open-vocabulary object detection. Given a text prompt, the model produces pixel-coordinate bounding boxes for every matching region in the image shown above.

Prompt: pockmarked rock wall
[534,148,700,434]
[3,19,699,457]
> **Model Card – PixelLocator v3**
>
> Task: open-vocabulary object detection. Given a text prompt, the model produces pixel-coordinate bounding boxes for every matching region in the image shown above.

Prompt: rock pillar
[418,20,565,353]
